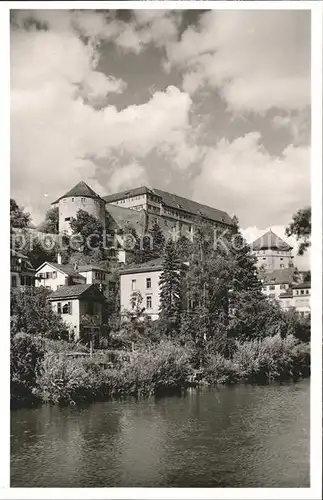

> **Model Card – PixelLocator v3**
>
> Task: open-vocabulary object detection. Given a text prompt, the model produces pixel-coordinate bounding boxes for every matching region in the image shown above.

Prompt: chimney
[73,262,78,273]
[57,253,62,265]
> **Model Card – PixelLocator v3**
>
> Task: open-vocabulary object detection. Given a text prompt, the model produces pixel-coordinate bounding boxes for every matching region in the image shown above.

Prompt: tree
[39,206,59,234]
[147,222,165,260]
[159,239,182,335]
[285,206,311,255]
[10,199,31,229]
[11,287,70,340]
[70,209,105,258]
[175,235,193,261]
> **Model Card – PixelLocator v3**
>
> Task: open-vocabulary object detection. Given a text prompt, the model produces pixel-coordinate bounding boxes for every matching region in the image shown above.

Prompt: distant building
[51,182,234,243]
[279,282,311,317]
[10,249,36,288]
[251,229,294,271]
[259,268,296,301]
[48,283,106,341]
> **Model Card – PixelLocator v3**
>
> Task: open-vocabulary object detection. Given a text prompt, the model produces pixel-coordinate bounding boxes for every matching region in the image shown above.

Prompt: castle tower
[251,229,294,271]
[51,181,106,234]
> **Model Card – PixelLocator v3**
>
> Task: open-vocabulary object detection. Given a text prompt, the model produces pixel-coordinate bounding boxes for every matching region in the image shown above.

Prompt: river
[11,379,310,488]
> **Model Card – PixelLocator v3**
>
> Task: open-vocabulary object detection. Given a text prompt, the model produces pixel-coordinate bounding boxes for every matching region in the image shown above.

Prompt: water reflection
[11,380,310,487]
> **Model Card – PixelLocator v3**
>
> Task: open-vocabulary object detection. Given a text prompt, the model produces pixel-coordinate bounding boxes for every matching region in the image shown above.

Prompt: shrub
[11,333,44,407]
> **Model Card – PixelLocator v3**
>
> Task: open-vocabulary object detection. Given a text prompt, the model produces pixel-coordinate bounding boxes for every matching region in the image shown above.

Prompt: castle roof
[252,230,292,251]
[104,186,233,226]
[51,181,104,204]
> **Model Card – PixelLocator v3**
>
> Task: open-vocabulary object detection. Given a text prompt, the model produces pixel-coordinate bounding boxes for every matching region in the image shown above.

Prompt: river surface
[11,379,310,488]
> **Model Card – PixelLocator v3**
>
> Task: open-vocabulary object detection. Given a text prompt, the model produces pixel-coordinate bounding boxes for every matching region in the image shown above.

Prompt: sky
[10,8,311,268]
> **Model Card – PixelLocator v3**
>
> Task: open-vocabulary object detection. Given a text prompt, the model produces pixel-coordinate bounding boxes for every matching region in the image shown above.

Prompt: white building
[119,258,163,320]
[48,284,106,341]
[35,262,85,290]
[251,230,294,271]
[35,261,115,294]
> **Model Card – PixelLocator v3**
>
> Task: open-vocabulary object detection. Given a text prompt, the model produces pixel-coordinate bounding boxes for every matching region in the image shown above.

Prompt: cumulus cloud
[192,132,310,227]
[167,10,310,113]
[108,162,147,193]
[10,12,194,222]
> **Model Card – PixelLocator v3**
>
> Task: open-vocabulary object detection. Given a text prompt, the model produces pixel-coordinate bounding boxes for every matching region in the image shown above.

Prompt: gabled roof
[259,268,295,285]
[49,283,105,301]
[103,185,233,226]
[36,261,85,280]
[252,230,292,251]
[78,264,107,272]
[51,181,104,204]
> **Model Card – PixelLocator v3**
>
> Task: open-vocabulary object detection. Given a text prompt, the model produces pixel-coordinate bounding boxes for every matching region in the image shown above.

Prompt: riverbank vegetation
[10,217,311,408]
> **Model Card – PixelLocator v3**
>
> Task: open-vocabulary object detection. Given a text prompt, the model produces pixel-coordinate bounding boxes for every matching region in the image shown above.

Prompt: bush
[36,340,193,404]
[203,334,310,385]
[11,333,44,407]
[11,287,71,340]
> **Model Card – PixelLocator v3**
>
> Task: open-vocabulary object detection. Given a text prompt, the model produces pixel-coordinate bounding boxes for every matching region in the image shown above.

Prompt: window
[81,197,86,202]
[65,217,71,222]
[57,302,62,314]
[71,198,74,202]
[306,290,309,295]
[11,275,17,287]
[146,295,152,309]
[269,285,275,290]
[146,278,151,289]
[131,279,136,291]
[263,257,267,260]
[300,290,305,295]
[280,284,286,290]
[62,302,72,314]
[280,264,285,268]
[52,271,57,279]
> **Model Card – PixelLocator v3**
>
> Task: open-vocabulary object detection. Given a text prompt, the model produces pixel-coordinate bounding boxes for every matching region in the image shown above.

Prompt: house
[259,268,296,301]
[10,249,36,288]
[78,264,116,295]
[119,257,188,320]
[119,258,164,320]
[290,282,311,317]
[51,181,234,244]
[251,229,294,271]
[48,284,106,341]
[35,261,116,295]
[35,262,86,290]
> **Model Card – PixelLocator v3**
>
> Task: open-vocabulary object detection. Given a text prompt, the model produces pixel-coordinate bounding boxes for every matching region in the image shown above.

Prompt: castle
[51,181,235,239]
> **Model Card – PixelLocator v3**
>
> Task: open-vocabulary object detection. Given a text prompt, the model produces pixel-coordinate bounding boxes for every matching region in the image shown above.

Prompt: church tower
[251,229,294,271]
[51,181,106,234]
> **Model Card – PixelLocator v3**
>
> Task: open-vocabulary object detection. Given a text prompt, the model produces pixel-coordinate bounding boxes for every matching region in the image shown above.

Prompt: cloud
[271,110,310,146]
[10,12,194,222]
[108,162,147,193]
[192,132,310,228]
[167,10,310,113]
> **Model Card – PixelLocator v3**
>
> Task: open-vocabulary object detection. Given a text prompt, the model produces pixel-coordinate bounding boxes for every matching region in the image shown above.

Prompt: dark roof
[103,186,153,203]
[293,282,311,289]
[259,268,295,285]
[252,230,292,251]
[36,262,85,280]
[120,257,188,275]
[49,283,105,301]
[104,185,233,226]
[120,257,163,275]
[51,181,104,204]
